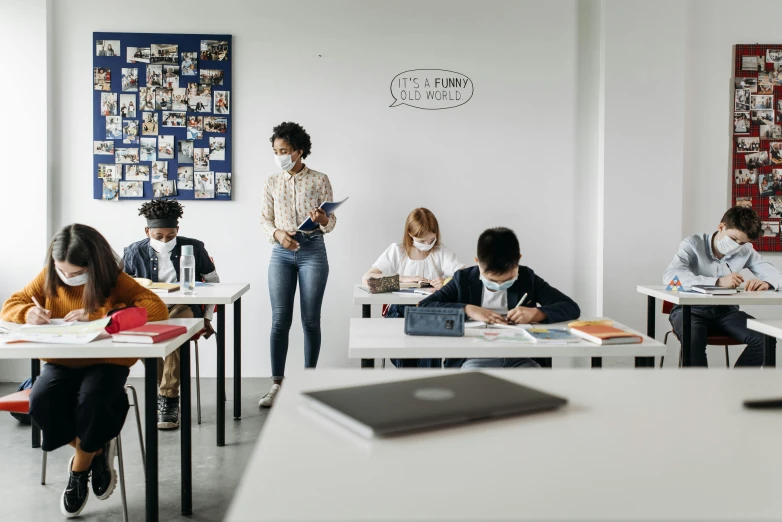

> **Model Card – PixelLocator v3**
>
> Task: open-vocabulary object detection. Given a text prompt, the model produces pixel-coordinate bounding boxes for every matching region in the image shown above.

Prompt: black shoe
[158,395,180,429]
[60,457,89,518]
[90,439,117,500]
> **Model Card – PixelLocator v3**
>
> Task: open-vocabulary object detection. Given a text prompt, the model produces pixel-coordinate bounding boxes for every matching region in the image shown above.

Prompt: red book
[111,324,188,344]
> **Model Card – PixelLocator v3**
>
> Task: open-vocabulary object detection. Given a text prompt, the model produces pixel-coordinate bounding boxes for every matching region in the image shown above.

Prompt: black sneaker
[158,395,180,429]
[90,439,117,500]
[60,457,89,518]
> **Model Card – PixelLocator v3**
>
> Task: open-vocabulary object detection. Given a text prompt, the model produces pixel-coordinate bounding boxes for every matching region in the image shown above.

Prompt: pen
[31,296,46,312]
[726,263,732,273]
[515,293,529,308]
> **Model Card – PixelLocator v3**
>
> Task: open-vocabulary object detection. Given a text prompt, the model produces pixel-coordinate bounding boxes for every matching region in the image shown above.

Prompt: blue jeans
[268,232,329,379]
[461,358,541,369]
[385,304,442,368]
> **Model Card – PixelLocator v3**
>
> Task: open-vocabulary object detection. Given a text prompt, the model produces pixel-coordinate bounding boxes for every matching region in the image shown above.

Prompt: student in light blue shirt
[663,206,781,366]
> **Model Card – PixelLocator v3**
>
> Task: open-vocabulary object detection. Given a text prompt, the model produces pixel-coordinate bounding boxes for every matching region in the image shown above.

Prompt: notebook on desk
[691,285,738,295]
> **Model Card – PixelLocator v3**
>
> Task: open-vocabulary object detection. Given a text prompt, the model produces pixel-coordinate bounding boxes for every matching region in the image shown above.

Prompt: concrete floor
[0,378,272,522]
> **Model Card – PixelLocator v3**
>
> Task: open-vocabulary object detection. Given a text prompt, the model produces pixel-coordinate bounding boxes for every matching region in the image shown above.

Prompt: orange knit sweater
[1,270,169,368]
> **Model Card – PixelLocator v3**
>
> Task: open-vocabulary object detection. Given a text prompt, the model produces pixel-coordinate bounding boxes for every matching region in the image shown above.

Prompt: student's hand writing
[26,306,51,325]
[507,306,546,325]
[201,318,215,339]
[399,276,429,284]
[310,208,328,226]
[274,230,300,251]
[744,279,771,292]
[429,277,446,290]
[64,309,88,322]
[465,305,508,325]
[717,274,744,288]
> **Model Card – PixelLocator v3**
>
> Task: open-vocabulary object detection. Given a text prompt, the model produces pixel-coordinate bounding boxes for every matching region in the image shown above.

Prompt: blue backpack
[10,378,32,425]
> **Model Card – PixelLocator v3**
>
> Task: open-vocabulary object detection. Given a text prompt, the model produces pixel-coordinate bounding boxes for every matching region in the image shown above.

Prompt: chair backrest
[662,301,674,315]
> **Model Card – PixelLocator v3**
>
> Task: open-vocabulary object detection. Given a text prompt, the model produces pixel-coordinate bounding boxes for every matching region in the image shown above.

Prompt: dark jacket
[122,236,216,318]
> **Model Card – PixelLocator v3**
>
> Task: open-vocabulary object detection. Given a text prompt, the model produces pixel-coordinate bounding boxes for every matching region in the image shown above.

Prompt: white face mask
[412,237,436,252]
[150,236,177,254]
[274,152,297,172]
[56,267,88,287]
[716,232,742,257]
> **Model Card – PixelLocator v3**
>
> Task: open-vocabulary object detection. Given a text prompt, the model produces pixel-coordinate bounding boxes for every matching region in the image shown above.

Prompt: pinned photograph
[188,95,211,113]
[216,172,231,195]
[747,151,772,169]
[735,77,758,93]
[96,40,120,57]
[204,116,227,133]
[115,147,139,164]
[735,169,757,184]
[151,161,168,183]
[200,40,228,61]
[752,94,773,110]
[162,65,180,89]
[177,166,194,190]
[773,63,782,86]
[93,141,115,155]
[187,116,203,139]
[181,52,198,75]
[178,139,194,163]
[737,137,760,152]
[194,148,210,171]
[214,91,229,114]
[122,119,139,144]
[140,137,156,161]
[758,72,774,95]
[761,221,780,237]
[119,181,144,198]
[162,111,186,127]
[752,110,774,126]
[94,67,111,91]
[121,68,138,92]
[151,44,178,64]
[127,47,150,64]
[97,163,120,181]
[103,181,119,201]
[759,173,776,196]
[199,69,224,86]
[157,135,175,159]
[120,94,136,118]
[761,124,782,140]
[106,116,122,139]
[195,171,215,199]
[155,87,173,110]
[209,137,226,161]
[139,87,155,111]
[771,142,782,165]
[152,180,177,197]
[147,65,163,87]
[735,88,751,111]
[734,112,750,134]
[142,112,158,135]
[770,196,782,219]
[736,196,753,208]
[768,50,782,63]
[100,93,117,116]
[742,55,765,72]
[172,88,188,111]
[126,164,150,181]
[187,82,212,97]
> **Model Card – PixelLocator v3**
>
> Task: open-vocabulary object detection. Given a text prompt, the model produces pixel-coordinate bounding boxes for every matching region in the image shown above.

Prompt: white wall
[45,0,579,378]
[0,0,50,381]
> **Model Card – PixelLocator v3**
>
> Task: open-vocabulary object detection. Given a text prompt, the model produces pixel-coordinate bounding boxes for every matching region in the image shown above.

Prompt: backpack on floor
[10,378,32,425]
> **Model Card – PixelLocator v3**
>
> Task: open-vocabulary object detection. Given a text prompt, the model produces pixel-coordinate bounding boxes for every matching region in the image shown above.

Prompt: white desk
[158,282,250,446]
[0,318,204,522]
[227,369,782,522]
[353,284,428,316]
[349,318,665,368]
[638,285,781,367]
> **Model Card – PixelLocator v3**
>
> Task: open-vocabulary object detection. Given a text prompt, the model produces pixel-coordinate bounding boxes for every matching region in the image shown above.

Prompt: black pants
[30,363,130,452]
[669,305,771,367]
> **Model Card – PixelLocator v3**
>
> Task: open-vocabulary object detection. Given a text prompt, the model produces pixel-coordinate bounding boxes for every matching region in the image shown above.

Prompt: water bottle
[180,245,196,296]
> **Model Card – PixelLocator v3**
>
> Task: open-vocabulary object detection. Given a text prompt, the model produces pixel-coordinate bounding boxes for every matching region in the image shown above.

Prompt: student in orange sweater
[1,224,168,518]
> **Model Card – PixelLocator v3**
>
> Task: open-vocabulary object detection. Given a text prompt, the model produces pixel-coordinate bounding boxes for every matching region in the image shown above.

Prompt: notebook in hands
[302,372,567,438]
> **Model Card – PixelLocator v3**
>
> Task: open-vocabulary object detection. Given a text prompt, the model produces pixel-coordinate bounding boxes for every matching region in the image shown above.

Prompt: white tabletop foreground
[0,319,204,359]
[349,318,665,358]
[157,282,250,305]
[637,284,782,306]
[353,284,430,306]
[226,369,782,522]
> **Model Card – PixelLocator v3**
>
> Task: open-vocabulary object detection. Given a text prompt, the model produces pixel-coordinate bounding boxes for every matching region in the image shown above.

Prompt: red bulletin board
[732,45,782,251]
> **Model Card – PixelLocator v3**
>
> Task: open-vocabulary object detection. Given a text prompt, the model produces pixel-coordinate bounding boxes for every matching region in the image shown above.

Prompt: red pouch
[105,307,148,334]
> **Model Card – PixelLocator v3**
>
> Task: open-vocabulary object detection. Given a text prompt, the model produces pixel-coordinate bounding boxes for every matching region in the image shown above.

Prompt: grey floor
[0,377,272,522]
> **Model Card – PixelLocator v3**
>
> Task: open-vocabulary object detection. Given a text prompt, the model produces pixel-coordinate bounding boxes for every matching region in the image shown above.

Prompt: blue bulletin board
[93,32,232,201]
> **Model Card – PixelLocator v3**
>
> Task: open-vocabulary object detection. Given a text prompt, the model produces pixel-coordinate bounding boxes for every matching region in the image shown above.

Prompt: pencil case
[105,307,148,334]
[366,274,400,294]
[404,307,464,337]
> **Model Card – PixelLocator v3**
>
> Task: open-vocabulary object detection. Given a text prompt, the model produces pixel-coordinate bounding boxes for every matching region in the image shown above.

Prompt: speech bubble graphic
[390,69,474,110]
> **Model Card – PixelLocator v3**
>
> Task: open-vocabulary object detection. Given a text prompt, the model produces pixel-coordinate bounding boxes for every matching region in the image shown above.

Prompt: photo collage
[732,45,782,250]
[93,33,232,201]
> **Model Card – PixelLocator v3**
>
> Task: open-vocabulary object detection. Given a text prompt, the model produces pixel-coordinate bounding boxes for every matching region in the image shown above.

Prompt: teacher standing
[259,122,336,408]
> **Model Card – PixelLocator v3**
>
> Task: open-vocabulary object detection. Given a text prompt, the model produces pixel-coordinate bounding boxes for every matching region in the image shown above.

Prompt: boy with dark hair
[419,227,580,369]
[663,206,782,367]
[123,198,220,428]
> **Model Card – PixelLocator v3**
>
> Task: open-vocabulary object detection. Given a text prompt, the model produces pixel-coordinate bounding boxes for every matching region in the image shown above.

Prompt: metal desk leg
[681,305,692,367]
[647,296,656,339]
[635,356,655,368]
[31,359,40,449]
[361,359,375,368]
[764,334,776,367]
[180,342,192,515]
[144,358,159,522]
[591,357,602,368]
[217,304,226,447]
[234,298,242,420]
[362,304,371,318]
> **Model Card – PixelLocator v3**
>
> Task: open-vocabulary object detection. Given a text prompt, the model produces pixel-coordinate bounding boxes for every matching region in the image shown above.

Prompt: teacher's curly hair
[270,121,312,159]
[138,198,185,220]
